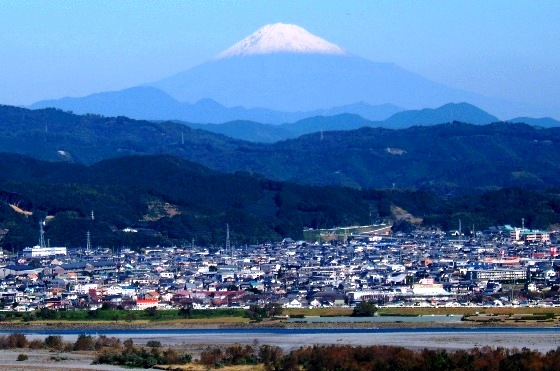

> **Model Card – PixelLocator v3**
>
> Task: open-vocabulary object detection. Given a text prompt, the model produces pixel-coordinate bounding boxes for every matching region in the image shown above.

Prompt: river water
[1,326,559,352]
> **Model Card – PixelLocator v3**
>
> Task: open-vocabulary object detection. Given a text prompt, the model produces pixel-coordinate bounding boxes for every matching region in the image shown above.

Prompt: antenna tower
[39,220,45,248]
[86,230,91,253]
[226,223,231,257]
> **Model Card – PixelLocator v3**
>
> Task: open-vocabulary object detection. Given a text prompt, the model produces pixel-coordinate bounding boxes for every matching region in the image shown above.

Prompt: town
[0,221,559,313]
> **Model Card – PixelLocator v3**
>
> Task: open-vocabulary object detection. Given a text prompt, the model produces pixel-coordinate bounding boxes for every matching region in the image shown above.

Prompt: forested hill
[2,105,560,192]
[0,105,257,165]
[0,153,560,251]
[0,153,373,249]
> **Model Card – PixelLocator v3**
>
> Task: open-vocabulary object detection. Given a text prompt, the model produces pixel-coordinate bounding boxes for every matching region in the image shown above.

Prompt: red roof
[136,299,158,303]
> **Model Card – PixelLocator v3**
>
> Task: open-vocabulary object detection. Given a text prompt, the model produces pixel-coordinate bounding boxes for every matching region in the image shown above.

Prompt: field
[302,224,391,242]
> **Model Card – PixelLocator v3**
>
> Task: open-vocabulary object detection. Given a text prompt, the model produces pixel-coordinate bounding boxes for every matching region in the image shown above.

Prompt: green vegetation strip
[1,307,247,323]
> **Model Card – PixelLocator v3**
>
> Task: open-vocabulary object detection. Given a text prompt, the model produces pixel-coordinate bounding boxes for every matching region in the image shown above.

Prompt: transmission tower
[86,230,91,253]
[226,224,231,258]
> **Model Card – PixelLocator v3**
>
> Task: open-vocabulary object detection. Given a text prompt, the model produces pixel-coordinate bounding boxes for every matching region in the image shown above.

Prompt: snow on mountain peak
[215,23,346,59]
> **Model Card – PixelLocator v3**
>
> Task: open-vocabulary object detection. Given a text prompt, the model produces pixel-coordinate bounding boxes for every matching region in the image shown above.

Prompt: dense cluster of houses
[0,224,559,312]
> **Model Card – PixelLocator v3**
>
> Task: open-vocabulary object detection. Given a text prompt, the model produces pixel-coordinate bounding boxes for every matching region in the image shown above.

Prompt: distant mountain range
[31,86,403,124]
[31,88,560,143]
[2,105,560,193]
[183,103,507,142]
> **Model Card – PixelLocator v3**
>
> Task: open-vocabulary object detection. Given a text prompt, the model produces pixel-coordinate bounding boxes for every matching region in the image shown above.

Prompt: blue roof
[5,264,33,271]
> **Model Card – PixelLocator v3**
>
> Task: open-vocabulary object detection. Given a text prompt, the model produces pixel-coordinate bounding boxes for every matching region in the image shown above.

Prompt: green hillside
[0,153,374,250]
[1,106,559,193]
[0,153,559,251]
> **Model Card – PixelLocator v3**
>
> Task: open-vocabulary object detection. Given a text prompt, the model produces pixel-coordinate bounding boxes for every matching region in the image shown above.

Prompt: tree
[73,334,94,351]
[264,303,283,318]
[259,344,283,371]
[123,338,134,353]
[178,303,193,319]
[144,306,158,317]
[351,301,377,317]
[245,304,266,321]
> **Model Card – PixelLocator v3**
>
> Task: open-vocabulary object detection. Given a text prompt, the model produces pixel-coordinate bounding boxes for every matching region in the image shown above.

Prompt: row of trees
[283,344,560,371]
[145,343,560,371]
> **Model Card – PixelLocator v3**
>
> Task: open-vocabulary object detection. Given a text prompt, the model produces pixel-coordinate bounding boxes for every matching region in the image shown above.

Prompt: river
[1,327,559,352]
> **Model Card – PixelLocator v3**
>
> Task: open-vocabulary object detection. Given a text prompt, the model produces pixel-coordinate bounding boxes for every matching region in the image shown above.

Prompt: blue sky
[1,1,559,117]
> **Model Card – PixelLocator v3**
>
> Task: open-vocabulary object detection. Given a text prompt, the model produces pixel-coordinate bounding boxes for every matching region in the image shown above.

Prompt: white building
[510,228,550,243]
[22,245,67,258]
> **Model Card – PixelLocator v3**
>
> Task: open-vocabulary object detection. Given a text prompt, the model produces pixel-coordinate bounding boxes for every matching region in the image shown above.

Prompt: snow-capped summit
[215,23,346,59]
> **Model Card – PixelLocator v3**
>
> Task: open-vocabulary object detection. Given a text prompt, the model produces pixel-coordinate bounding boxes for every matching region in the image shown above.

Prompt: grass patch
[16,354,28,361]
[50,356,68,362]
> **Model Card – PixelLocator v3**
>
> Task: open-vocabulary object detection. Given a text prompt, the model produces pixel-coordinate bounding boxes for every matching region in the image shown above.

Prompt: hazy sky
[1,1,559,117]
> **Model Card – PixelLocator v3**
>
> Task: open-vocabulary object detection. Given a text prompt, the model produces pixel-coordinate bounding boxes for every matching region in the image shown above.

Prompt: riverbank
[1,315,559,331]
[4,306,560,329]
[1,326,560,370]
[1,329,560,370]
[0,348,139,371]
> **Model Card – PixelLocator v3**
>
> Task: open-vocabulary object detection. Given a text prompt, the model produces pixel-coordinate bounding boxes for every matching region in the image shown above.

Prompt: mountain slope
[383,102,500,128]
[0,104,254,164]
[2,105,560,192]
[508,117,560,128]
[151,53,495,113]
[1,153,560,251]
[0,153,373,249]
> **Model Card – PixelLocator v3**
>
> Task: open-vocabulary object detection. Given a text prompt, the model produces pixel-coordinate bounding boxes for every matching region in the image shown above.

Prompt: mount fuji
[150,23,531,118]
[33,23,540,120]
[216,23,346,58]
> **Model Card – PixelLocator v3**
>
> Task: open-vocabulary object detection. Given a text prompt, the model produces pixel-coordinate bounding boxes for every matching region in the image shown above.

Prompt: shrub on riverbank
[199,344,258,368]
[94,344,192,368]
[0,333,28,348]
